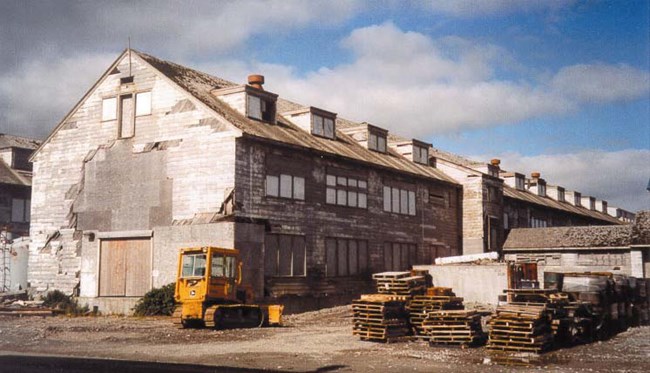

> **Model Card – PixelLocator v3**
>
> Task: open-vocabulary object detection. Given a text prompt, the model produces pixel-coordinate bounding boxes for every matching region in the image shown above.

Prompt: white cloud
[551,63,650,103]
[485,149,650,212]
[200,23,645,139]
[421,0,578,17]
[0,53,115,138]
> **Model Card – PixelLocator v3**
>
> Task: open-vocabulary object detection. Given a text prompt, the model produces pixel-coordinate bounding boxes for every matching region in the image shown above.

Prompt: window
[413,145,428,165]
[383,186,416,215]
[538,183,546,197]
[135,92,152,116]
[383,242,417,271]
[557,189,565,202]
[530,217,547,228]
[119,94,135,138]
[11,198,30,223]
[181,254,206,277]
[266,174,305,200]
[368,132,387,153]
[325,174,367,208]
[265,234,305,277]
[211,254,236,279]
[247,94,276,122]
[312,114,335,139]
[574,194,582,206]
[102,97,117,121]
[515,176,525,190]
[326,238,369,276]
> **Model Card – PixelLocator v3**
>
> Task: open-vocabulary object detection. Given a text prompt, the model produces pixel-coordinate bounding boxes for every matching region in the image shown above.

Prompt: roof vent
[531,172,541,179]
[490,159,501,166]
[248,74,265,90]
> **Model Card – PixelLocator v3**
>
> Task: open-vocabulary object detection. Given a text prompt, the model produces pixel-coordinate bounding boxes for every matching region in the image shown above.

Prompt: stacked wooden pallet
[372,272,426,296]
[352,294,410,343]
[407,295,464,338]
[487,303,553,353]
[422,310,484,346]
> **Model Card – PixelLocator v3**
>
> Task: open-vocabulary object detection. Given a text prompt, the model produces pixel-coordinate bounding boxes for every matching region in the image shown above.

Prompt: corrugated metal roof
[503,185,622,225]
[137,51,458,186]
[0,134,41,150]
[0,159,31,186]
[503,225,633,250]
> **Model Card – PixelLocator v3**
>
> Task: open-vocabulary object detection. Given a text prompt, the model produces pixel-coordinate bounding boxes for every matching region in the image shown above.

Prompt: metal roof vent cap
[248,74,265,90]
[531,172,541,179]
[490,159,501,167]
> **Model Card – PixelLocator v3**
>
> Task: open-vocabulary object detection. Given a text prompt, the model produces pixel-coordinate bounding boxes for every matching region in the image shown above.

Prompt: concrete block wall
[414,264,508,305]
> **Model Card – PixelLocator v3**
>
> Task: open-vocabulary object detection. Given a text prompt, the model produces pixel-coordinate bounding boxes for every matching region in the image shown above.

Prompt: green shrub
[42,290,89,316]
[133,282,176,316]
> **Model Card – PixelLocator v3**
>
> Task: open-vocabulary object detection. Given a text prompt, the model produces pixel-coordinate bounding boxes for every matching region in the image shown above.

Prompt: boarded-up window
[383,242,417,271]
[99,238,151,297]
[264,234,306,277]
[120,94,134,138]
[102,97,117,121]
[266,175,279,197]
[11,198,27,222]
[325,238,369,276]
[267,173,304,200]
[135,91,152,116]
[384,185,416,216]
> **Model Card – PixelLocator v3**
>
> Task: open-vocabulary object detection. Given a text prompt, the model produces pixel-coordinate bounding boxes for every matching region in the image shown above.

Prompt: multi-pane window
[326,175,367,208]
[383,242,417,271]
[383,186,416,215]
[413,145,429,165]
[102,97,117,121]
[325,238,369,276]
[247,94,276,122]
[538,183,546,197]
[135,91,152,116]
[557,189,565,202]
[368,132,387,153]
[312,114,335,139]
[530,217,548,228]
[264,234,306,277]
[266,174,305,200]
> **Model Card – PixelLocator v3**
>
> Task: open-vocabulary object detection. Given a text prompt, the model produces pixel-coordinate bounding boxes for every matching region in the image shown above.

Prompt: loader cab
[175,247,243,304]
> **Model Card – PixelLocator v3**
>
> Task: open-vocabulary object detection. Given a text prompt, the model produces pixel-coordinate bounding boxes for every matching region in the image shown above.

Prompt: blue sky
[0,0,648,211]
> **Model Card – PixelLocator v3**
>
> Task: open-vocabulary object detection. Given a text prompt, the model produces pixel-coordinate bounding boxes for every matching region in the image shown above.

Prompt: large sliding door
[99,238,151,296]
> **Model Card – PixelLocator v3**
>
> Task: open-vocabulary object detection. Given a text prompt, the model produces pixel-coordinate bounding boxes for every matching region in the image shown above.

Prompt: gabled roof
[0,134,40,150]
[0,159,31,186]
[136,51,458,185]
[503,225,633,250]
[503,185,622,225]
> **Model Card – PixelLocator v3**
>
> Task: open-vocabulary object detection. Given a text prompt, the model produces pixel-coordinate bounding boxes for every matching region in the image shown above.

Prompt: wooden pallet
[486,303,553,354]
[352,295,410,343]
[422,310,484,346]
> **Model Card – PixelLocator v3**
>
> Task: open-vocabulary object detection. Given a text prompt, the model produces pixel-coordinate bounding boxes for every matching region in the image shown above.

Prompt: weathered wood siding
[29,53,240,294]
[233,138,461,299]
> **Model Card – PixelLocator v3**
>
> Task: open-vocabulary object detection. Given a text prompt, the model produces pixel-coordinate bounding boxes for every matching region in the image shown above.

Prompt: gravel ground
[0,305,649,372]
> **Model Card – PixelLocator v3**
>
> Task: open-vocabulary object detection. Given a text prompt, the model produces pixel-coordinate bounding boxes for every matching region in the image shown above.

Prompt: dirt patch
[1,306,649,372]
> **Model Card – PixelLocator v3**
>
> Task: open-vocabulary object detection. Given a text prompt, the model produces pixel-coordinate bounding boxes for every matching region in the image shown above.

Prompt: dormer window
[413,144,429,165]
[538,183,546,197]
[312,113,335,139]
[574,193,582,206]
[368,131,387,153]
[558,189,565,202]
[515,176,525,190]
[247,94,275,122]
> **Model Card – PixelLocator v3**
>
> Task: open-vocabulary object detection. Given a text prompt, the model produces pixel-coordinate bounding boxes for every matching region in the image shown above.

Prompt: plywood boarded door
[99,238,151,296]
